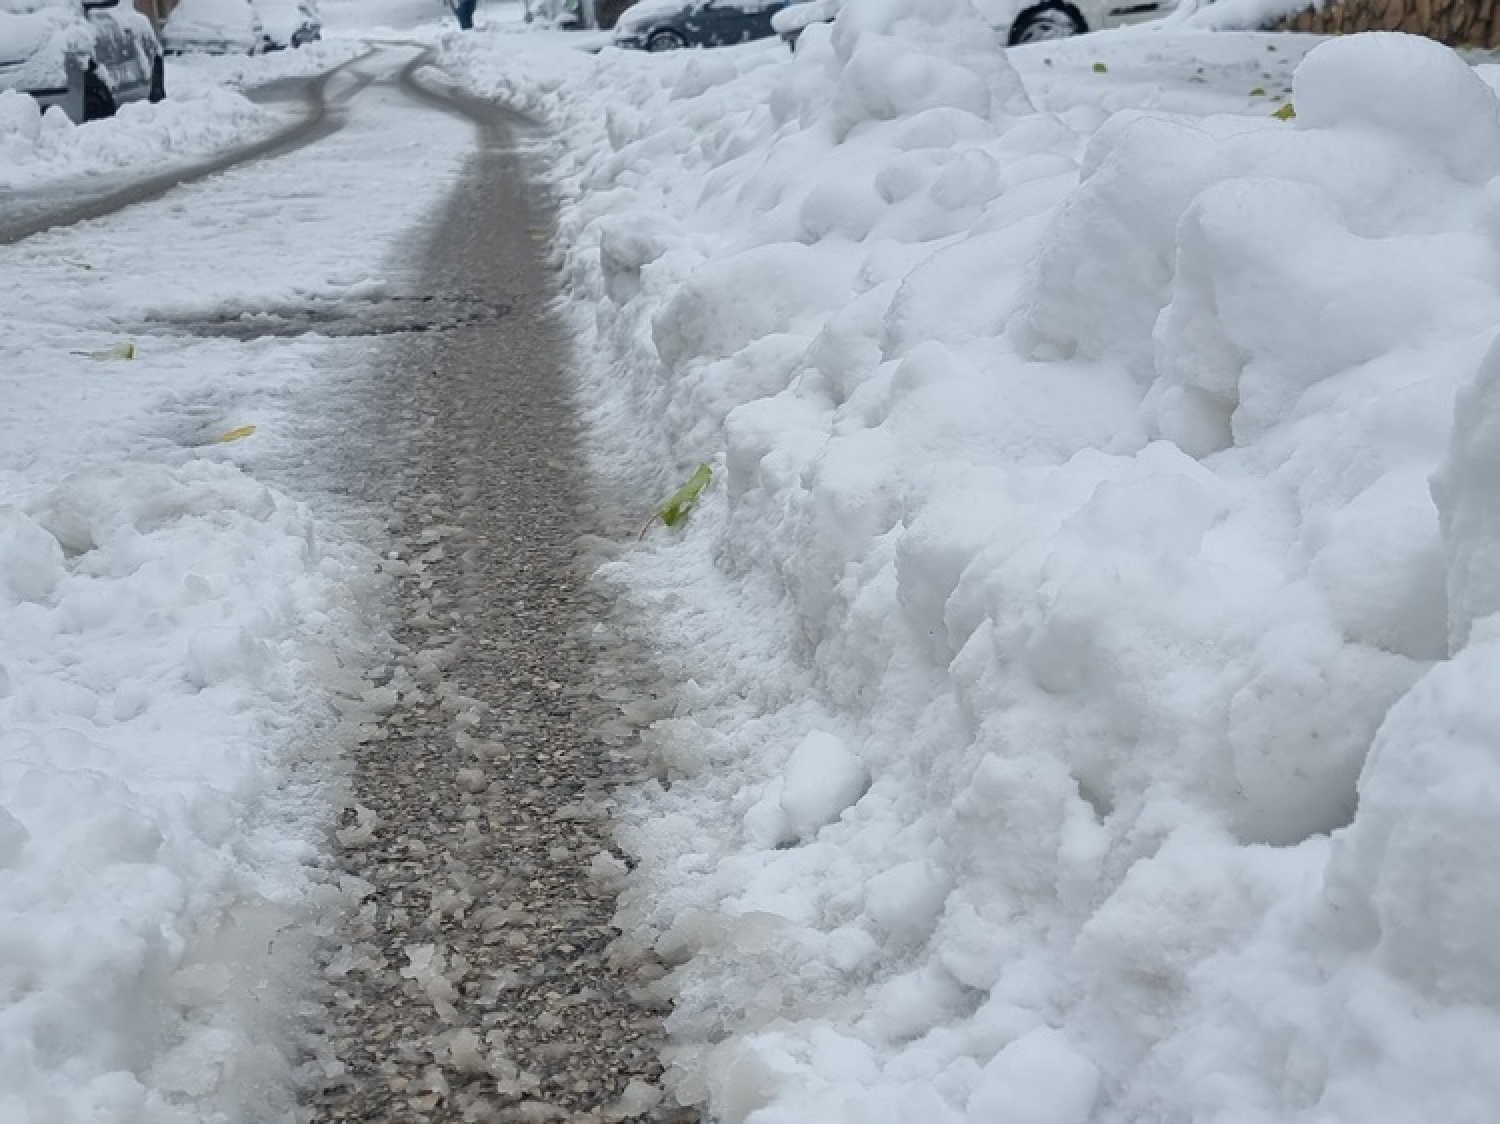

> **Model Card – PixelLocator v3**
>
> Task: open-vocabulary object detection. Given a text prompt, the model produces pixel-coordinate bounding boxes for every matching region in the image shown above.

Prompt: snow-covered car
[1006,0,1180,42]
[252,0,319,48]
[773,0,1179,47]
[162,0,263,54]
[613,0,787,50]
[0,0,162,121]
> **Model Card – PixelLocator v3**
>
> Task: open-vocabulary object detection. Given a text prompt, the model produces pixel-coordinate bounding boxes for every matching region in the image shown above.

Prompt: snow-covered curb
[444,13,1500,1124]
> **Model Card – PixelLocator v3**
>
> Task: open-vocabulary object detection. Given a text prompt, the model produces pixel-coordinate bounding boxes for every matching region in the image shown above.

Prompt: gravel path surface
[297,75,691,1124]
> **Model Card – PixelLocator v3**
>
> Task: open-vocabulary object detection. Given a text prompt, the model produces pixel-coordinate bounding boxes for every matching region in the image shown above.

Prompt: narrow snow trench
[294,77,692,1124]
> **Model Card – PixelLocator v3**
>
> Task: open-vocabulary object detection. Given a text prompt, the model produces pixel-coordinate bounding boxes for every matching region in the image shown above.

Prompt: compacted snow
[441,12,1500,1124]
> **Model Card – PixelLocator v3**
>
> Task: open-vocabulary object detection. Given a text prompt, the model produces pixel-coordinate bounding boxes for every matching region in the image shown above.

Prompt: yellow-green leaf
[1249,86,1266,97]
[214,424,257,444]
[1272,102,1297,120]
[1092,61,1108,73]
[75,341,136,360]
[658,463,712,528]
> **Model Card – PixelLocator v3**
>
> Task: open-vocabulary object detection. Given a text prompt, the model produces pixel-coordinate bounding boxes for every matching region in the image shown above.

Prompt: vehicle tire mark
[0,49,374,247]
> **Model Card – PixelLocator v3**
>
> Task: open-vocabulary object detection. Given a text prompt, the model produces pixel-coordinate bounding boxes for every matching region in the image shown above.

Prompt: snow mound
[444,23,1500,1124]
[0,86,276,191]
[0,461,352,1122]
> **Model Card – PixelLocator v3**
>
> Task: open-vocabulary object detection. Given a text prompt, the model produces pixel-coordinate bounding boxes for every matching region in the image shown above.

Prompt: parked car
[252,0,319,48]
[773,0,1180,48]
[0,0,163,122]
[1006,0,1180,42]
[613,0,787,50]
[162,0,263,54]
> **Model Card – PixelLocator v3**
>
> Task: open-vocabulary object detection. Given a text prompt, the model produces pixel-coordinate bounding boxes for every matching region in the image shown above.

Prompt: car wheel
[646,28,687,50]
[82,62,117,122]
[1007,0,1086,44]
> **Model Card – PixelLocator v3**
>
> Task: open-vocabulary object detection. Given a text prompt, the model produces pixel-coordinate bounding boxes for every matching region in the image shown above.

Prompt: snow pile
[446,20,1500,1124]
[0,85,277,190]
[0,443,367,1121]
[0,463,355,1122]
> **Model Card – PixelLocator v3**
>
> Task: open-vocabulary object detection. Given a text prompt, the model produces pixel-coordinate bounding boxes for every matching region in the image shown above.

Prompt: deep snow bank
[445,18,1500,1124]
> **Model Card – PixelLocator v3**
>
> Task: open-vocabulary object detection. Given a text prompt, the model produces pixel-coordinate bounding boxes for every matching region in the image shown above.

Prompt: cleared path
[297,63,691,1124]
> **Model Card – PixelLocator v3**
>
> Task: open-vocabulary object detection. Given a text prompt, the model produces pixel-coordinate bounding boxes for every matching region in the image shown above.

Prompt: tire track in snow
[0,50,374,247]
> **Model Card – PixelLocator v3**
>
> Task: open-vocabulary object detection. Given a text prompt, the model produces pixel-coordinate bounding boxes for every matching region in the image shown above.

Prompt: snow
[0,40,476,1121]
[440,15,1500,1124]
[9,0,1500,1116]
[0,85,283,189]
[0,25,365,193]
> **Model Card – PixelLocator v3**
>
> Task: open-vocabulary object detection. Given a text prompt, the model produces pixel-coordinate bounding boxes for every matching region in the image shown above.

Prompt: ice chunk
[864,859,947,941]
[447,1028,489,1075]
[965,1027,1099,1124]
[603,1078,664,1120]
[401,943,461,1022]
[778,731,869,841]
[0,506,64,604]
[335,804,380,848]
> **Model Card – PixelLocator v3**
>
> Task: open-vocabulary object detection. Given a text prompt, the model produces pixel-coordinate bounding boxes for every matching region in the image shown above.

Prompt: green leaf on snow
[658,463,713,528]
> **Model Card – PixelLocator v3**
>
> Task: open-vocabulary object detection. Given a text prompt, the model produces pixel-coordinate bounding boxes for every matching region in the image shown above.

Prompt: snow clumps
[446,19,1500,1124]
[0,461,357,1121]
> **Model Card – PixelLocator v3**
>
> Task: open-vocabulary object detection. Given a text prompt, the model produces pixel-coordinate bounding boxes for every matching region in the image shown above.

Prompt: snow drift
[444,17,1500,1124]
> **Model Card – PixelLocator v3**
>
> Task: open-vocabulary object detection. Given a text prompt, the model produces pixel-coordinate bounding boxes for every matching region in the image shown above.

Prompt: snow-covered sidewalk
[0,45,475,1121]
[441,13,1500,1124]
